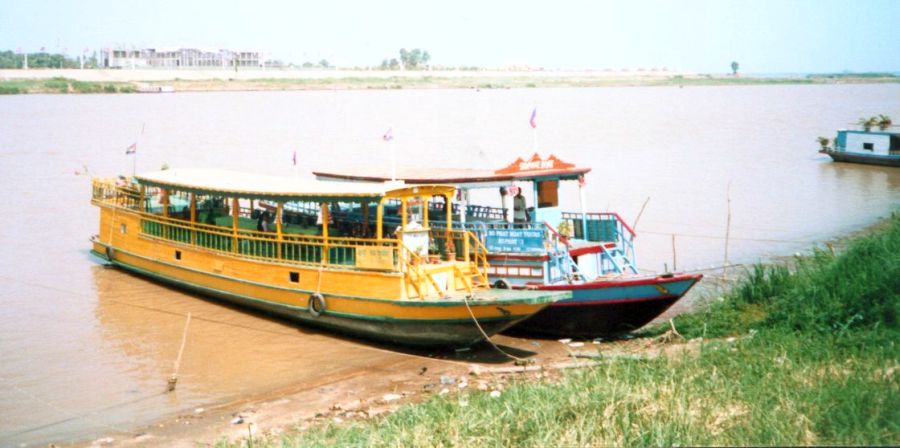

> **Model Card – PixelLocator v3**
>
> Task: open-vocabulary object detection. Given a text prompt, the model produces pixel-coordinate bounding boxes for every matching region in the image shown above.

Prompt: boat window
[175,250,181,260]
[890,136,900,155]
[537,180,559,208]
[863,142,874,151]
[198,196,228,226]
[289,272,299,283]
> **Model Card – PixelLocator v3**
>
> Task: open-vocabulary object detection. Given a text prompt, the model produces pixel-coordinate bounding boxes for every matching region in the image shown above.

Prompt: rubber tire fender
[493,279,510,289]
[308,293,326,317]
[105,246,114,261]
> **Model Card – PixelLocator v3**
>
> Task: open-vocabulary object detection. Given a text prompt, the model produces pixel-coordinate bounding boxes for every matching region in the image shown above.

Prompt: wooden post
[578,175,588,239]
[232,197,239,253]
[167,313,192,392]
[723,183,732,281]
[362,202,370,236]
[463,227,470,263]
[445,194,453,260]
[671,233,677,272]
[401,198,408,228]
[161,189,169,217]
[422,195,429,228]
[190,194,197,244]
[276,202,283,259]
[376,199,384,240]
[139,185,146,212]
[321,202,329,264]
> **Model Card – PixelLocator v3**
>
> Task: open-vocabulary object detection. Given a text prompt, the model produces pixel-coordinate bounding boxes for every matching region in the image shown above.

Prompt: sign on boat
[89,169,568,347]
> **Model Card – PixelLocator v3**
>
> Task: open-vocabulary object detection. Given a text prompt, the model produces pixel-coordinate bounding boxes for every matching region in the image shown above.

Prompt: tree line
[381,48,431,70]
[0,50,94,69]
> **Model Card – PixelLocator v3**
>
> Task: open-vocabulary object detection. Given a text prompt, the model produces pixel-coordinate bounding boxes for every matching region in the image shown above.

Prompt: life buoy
[494,279,510,289]
[308,293,326,317]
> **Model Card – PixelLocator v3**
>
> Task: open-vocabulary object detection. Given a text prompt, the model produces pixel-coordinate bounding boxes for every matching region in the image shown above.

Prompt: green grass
[0,77,136,94]
[216,213,899,446]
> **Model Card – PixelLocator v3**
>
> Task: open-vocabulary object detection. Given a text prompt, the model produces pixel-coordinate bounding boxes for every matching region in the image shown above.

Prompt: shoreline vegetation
[220,212,899,447]
[1,70,898,94]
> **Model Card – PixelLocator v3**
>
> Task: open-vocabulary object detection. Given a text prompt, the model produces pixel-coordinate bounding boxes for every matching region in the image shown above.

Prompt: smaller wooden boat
[90,169,567,347]
[821,129,900,167]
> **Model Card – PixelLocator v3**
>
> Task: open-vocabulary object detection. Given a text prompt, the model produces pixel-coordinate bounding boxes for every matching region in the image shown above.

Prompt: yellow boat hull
[92,209,566,347]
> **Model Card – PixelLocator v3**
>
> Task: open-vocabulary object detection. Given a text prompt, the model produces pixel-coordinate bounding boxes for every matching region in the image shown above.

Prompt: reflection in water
[91,264,431,415]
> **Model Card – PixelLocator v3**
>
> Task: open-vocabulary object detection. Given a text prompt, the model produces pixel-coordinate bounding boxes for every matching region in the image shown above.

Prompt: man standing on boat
[513,188,529,223]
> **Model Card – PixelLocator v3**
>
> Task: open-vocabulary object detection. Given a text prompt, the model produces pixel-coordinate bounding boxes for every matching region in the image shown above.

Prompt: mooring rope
[315,258,326,296]
[461,294,527,362]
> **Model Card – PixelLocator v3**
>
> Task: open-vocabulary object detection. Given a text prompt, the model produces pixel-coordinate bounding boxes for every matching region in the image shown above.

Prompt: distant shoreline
[1,68,898,94]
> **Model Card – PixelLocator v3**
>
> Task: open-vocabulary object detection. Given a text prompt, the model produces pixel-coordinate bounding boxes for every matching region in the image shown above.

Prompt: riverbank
[214,212,899,447]
[1,69,898,94]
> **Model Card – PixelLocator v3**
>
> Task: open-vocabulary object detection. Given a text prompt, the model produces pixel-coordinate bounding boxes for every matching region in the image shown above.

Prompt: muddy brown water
[1,84,898,444]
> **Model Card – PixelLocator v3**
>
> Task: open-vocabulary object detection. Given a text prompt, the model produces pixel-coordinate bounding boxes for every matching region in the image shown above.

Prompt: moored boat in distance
[90,169,568,347]
[821,128,900,167]
[136,83,175,93]
[314,154,702,337]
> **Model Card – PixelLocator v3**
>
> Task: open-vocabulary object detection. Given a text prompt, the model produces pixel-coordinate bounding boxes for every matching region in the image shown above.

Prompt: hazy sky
[1,0,898,73]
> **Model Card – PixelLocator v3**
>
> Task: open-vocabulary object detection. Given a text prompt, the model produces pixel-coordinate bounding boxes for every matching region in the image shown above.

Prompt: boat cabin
[314,154,639,289]
[91,169,490,300]
[835,130,900,157]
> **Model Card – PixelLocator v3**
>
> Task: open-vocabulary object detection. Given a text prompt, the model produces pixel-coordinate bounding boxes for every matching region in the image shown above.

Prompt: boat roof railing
[135,169,455,202]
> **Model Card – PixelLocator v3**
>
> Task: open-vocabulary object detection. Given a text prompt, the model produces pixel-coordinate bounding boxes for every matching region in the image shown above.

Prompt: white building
[100,48,263,69]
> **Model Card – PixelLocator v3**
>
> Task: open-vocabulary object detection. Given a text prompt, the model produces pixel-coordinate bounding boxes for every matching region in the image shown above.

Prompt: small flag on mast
[382,127,394,142]
[292,150,297,166]
[125,143,137,155]
[529,108,537,129]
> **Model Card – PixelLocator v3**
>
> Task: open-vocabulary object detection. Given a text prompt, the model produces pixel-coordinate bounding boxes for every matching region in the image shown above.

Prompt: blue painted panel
[484,228,545,253]
[561,278,697,304]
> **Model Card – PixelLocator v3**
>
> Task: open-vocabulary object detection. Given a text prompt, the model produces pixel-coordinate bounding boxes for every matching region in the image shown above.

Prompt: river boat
[90,169,567,347]
[313,154,702,337]
[821,129,900,167]
[136,84,175,93]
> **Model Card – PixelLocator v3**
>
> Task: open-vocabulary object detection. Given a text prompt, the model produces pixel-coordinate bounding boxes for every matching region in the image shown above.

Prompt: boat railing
[93,180,405,271]
[561,211,637,273]
[92,178,143,210]
[429,202,507,222]
[426,228,490,288]
[396,228,488,298]
[138,211,402,269]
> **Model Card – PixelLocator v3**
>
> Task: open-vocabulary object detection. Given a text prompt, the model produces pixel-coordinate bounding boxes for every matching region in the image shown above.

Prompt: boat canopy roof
[135,169,454,201]
[314,153,591,188]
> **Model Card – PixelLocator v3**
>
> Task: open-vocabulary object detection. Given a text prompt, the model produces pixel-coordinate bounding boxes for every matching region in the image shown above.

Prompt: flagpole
[390,139,396,181]
[133,123,144,178]
[384,127,395,181]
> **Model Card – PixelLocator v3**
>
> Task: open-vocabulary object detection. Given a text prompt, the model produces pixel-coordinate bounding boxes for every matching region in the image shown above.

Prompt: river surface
[1,84,898,444]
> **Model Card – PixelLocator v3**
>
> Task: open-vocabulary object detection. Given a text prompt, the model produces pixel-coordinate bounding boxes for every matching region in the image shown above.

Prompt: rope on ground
[461,294,527,363]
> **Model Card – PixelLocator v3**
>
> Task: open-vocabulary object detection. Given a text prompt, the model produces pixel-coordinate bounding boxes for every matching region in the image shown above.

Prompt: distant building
[100,48,263,69]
